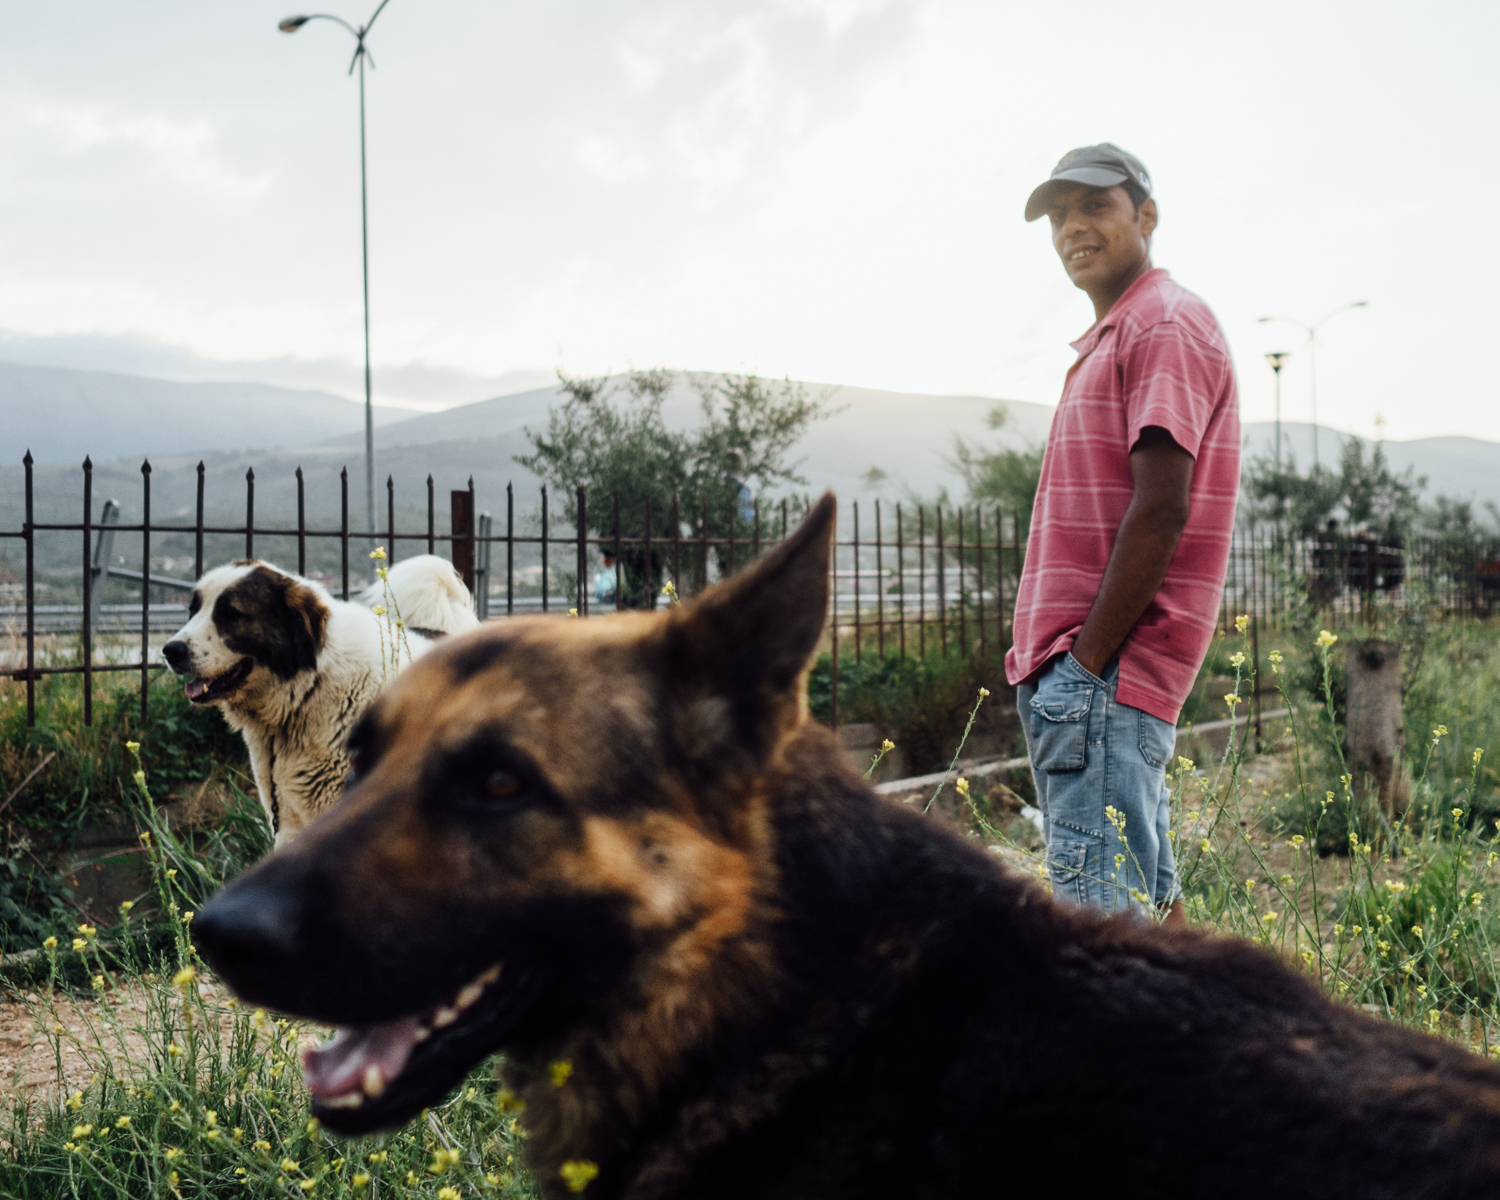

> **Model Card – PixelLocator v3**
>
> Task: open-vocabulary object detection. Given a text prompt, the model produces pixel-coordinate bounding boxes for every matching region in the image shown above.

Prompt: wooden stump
[1346,639,1409,818]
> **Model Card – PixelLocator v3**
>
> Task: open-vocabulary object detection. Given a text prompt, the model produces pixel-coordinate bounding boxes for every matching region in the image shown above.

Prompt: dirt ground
[0,975,248,1106]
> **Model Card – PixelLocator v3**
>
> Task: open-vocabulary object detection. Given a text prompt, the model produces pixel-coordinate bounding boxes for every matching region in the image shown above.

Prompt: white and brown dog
[163,556,478,845]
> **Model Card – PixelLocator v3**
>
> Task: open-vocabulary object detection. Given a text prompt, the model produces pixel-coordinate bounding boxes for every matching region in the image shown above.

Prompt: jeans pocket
[1137,708,1176,769]
[1029,681,1094,772]
[1046,838,1095,905]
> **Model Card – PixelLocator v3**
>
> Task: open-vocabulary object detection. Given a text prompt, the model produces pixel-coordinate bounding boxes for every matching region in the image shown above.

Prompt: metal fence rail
[17,455,1498,736]
[3,455,1025,730]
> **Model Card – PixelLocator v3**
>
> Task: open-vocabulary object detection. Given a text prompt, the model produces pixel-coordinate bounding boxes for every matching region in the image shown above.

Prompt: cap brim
[1024,167,1131,222]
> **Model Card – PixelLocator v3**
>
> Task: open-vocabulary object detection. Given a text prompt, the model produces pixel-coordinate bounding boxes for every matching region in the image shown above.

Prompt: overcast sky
[2,0,1496,444]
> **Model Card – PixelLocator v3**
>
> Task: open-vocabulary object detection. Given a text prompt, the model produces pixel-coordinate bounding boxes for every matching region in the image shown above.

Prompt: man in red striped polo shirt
[1005,144,1240,923]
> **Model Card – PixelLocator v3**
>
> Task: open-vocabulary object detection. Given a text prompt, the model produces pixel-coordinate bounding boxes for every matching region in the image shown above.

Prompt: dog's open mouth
[301,963,502,1117]
[183,658,253,704]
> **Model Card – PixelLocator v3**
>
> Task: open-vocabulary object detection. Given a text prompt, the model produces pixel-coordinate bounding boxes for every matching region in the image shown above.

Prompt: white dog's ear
[217,567,330,680]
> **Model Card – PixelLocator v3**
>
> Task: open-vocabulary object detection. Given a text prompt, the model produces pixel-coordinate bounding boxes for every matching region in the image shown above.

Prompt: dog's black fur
[196,495,1500,1200]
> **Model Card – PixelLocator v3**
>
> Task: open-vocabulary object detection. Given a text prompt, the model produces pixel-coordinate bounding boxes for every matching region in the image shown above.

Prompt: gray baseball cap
[1024,143,1152,222]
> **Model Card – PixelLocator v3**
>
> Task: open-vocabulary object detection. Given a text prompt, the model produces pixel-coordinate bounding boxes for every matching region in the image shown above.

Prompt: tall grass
[0,749,539,1198]
[11,620,1500,1194]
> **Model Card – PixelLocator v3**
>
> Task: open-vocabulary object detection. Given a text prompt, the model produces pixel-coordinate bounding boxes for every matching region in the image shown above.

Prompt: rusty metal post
[451,489,475,594]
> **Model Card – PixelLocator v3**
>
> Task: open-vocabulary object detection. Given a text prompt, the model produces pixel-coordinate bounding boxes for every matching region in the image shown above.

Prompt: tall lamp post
[1258,301,1368,470]
[1264,351,1290,470]
[279,1,395,545]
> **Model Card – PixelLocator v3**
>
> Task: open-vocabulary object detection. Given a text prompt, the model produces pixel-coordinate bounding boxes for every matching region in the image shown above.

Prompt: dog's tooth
[455,982,484,1010]
[322,1092,364,1109]
[433,1006,459,1028]
[414,1026,431,1043]
[362,1066,386,1098]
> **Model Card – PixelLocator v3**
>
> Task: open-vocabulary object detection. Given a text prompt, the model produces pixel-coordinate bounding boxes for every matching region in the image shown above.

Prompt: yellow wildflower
[1315,629,1338,649]
[881,738,895,753]
[43,936,57,950]
[429,1147,462,1175]
[352,1175,371,1190]
[559,1161,600,1193]
[1228,652,1245,668]
[550,1060,574,1087]
[370,547,387,560]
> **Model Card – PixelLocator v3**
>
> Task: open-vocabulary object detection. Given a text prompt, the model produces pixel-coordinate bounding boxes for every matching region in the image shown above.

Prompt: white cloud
[16,99,270,199]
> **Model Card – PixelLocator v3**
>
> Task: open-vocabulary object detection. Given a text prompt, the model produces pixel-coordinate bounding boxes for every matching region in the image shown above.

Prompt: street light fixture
[1258,301,1369,470]
[1264,351,1290,471]
[279,1,395,546]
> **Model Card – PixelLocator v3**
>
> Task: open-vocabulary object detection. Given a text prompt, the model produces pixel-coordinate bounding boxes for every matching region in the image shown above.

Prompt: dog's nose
[162,640,192,673]
[193,879,307,984]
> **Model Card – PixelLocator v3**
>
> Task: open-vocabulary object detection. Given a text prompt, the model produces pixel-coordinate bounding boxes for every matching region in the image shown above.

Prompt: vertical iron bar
[671,493,681,597]
[753,498,760,559]
[578,487,588,616]
[896,503,906,659]
[82,457,93,727]
[830,516,839,731]
[937,507,947,658]
[644,495,654,610]
[140,459,151,721]
[875,500,885,658]
[21,452,33,727]
[1012,511,1022,629]
[781,499,788,541]
[918,506,926,659]
[427,475,436,554]
[541,486,550,613]
[995,507,1006,649]
[976,506,986,661]
[340,467,350,600]
[700,496,709,596]
[387,475,395,563]
[957,508,967,657]
[194,461,205,579]
[728,496,737,575]
[506,483,514,616]
[852,502,861,664]
[245,468,254,560]
[614,490,623,612]
[296,467,307,576]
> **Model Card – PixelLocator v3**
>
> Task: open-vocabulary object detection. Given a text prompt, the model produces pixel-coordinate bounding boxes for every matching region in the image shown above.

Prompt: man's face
[1047,184,1157,296]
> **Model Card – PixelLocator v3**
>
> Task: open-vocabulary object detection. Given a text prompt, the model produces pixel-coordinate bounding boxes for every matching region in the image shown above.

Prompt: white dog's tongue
[301,1017,422,1100]
[184,678,208,700]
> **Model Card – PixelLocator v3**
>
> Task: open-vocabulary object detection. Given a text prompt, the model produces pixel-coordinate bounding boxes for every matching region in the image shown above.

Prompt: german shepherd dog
[195,495,1500,1200]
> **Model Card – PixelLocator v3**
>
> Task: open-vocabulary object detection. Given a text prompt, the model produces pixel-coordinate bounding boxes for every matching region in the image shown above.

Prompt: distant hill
[0,360,420,466]
[12,365,1500,577]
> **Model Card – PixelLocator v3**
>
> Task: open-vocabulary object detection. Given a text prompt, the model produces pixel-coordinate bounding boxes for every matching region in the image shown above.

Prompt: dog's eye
[483,768,522,802]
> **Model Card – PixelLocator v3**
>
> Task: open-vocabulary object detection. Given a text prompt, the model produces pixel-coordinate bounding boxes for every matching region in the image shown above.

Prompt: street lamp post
[1264,351,1290,470]
[280,2,395,546]
[1258,301,1369,470]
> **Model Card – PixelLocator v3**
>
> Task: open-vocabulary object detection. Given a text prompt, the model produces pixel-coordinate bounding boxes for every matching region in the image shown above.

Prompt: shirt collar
[1068,267,1169,356]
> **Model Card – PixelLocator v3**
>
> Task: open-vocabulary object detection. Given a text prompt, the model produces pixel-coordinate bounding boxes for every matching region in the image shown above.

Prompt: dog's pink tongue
[184,678,208,700]
[301,1017,422,1100]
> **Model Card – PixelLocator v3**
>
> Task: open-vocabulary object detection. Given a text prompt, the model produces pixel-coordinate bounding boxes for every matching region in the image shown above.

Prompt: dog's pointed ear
[663,493,834,736]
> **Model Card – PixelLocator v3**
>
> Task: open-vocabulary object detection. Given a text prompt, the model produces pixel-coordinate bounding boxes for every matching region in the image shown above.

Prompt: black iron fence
[2,456,1026,731]
[14,456,1500,738]
[1220,529,1500,634]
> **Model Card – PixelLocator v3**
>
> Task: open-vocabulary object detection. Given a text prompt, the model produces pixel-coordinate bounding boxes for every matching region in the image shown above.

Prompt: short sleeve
[1118,320,1227,459]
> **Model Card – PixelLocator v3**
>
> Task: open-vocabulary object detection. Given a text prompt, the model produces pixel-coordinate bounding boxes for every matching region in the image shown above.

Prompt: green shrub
[0,669,246,841]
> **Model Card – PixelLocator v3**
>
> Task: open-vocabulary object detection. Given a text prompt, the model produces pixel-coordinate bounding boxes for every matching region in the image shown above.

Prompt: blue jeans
[1017,653,1180,914]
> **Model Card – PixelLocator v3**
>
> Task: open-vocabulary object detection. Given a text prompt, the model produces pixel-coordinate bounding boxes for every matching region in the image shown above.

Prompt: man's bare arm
[1068,426,1195,679]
